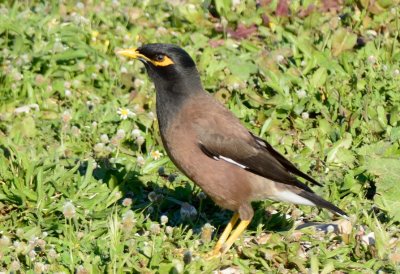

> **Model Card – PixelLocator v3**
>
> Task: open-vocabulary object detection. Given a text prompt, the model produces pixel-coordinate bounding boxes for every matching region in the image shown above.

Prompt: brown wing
[250,133,323,187]
[191,100,320,193]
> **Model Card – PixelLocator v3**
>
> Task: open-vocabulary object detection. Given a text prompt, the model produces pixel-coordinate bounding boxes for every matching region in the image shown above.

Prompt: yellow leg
[208,213,239,257]
[220,219,251,254]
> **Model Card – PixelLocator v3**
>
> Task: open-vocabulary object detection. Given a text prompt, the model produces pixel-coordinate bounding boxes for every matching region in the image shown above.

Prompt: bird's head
[117,44,201,92]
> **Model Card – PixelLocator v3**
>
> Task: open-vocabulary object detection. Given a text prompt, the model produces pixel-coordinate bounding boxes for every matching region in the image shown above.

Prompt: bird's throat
[155,86,189,136]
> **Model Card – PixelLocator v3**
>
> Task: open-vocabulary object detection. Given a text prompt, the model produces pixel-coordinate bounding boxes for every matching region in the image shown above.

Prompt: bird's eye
[154,54,165,62]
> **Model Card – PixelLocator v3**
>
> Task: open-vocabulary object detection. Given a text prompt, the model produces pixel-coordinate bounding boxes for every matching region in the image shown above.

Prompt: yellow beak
[116,48,174,67]
[116,48,150,61]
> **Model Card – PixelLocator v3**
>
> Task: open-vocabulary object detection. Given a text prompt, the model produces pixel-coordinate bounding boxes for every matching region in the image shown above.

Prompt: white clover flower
[367,55,376,64]
[150,223,161,234]
[301,112,309,120]
[131,128,141,138]
[135,136,145,146]
[160,215,168,225]
[114,191,122,199]
[148,111,155,120]
[48,248,58,259]
[12,71,23,81]
[62,201,76,218]
[13,240,20,248]
[121,210,136,232]
[112,0,120,8]
[76,2,84,9]
[76,231,85,239]
[65,89,72,97]
[180,203,197,221]
[165,226,174,235]
[0,235,10,247]
[136,156,145,166]
[100,134,109,143]
[276,55,284,63]
[78,61,85,71]
[198,192,207,200]
[120,66,128,73]
[116,129,126,139]
[34,262,45,273]
[296,89,307,99]
[201,223,215,243]
[183,250,192,264]
[37,239,46,249]
[122,198,132,207]
[72,79,80,88]
[28,249,37,260]
[10,260,20,271]
[148,191,158,202]
[71,126,81,136]
[134,79,144,88]
[21,54,30,63]
[76,265,89,274]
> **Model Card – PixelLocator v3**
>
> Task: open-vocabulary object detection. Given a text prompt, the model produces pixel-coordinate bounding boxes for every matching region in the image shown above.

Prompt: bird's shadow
[76,159,333,238]
[76,158,225,230]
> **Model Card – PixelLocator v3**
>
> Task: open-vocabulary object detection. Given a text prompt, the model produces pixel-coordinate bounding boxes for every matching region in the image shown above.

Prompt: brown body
[162,92,307,220]
[117,43,346,256]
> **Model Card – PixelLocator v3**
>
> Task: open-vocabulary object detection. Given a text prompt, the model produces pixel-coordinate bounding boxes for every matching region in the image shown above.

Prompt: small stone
[361,232,375,246]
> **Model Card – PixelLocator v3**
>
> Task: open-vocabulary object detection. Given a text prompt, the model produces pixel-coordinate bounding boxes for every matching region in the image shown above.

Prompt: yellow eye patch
[152,55,174,67]
[116,48,174,67]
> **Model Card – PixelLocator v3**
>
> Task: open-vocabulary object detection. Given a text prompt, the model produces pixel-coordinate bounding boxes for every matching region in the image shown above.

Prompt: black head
[117,44,202,92]
[117,44,204,132]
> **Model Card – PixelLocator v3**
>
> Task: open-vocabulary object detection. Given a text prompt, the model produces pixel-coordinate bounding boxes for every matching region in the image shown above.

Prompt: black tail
[299,191,347,217]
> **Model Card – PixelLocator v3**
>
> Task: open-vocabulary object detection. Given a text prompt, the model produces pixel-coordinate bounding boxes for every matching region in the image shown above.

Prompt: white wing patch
[272,190,316,206]
[255,138,267,147]
[218,156,247,169]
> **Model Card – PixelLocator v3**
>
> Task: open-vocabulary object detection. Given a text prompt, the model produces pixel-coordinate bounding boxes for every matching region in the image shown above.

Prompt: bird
[116,43,346,257]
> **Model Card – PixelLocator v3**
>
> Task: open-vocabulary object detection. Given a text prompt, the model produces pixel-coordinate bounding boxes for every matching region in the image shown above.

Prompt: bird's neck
[155,78,202,135]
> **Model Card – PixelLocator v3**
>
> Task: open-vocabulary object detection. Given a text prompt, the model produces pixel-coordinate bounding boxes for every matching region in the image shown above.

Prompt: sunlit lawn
[0,1,400,273]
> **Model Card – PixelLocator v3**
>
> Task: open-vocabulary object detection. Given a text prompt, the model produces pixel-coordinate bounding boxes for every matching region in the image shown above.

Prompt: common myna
[117,44,346,256]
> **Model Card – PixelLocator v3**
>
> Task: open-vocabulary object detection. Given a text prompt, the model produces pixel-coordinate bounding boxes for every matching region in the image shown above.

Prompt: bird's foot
[205,248,222,260]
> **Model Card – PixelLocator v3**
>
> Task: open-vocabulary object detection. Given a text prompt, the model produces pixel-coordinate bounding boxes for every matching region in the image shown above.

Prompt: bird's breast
[160,107,255,212]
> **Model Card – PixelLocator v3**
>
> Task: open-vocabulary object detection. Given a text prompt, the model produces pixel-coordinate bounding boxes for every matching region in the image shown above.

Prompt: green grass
[1,0,400,273]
